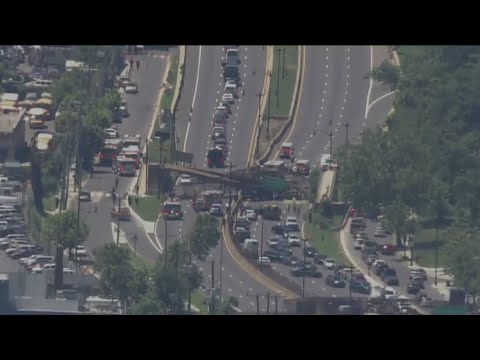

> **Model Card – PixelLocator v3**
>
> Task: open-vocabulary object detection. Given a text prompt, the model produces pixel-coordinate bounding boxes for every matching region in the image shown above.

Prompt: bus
[162,201,183,220]
[98,138,122,166]
[113,156,136,176]
[207,148,225,168]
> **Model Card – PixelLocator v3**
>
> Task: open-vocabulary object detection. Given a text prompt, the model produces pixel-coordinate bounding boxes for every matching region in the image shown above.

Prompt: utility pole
[267,292,270,315]
[342,121,350,145]
[256,293,260,315]
[266,71,272,135]
[274,295,278,314]
[302,239,306,298]
[228,161,233,215]
[116,196,121,246]
[75,128,83,269]
[434,228,439,286]
[328,129,334,159]
[211,260,215,315]
[276,47,281,108]
[164,217,168,266]
[219,218,224,303]
[255,92,263,155]
[349,262,353,301]
[282,46,286,79]
[158,138,163,199]
[260,215,264,271]
[188,234,193,313]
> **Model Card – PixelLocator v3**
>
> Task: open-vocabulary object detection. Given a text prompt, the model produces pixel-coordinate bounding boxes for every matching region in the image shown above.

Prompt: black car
[385,275,400,286]
[277,245,292,256]
[263,250,282,262]
[350,281,371,294]
[304,246,318,257]
[313,253,327,265]
[381,268,397,281]
[291,267,322,278]
[410,278,425,289]
[326,274,347,288]
[79,191,92,202]
[375,263,388,276]
[271,224,287,237]
[282,256,301,267]
[407,284,421,295]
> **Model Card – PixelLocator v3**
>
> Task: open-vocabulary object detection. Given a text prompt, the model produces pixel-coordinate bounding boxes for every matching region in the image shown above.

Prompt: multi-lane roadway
[155,46,277,312]
[82,50,168,264]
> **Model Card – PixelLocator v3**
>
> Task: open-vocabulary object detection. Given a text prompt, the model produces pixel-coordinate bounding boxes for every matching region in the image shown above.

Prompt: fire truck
[120,146,141,168]
[123,134,141,148]
[98,138,122,166]
[113,156,137,176]
[279,142,295,160]
[162,201,184,220]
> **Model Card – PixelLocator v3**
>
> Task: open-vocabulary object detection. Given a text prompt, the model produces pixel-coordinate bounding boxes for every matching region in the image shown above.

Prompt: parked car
[245,209,257,222]
[381,268,397,281]
[125,82,138,93]
[271,224,287,237]
[407,283,421,295]
[385,275,400,286]
[323,258,336,270]
[326,274,346,288]
[257,256,271,267]
[380,244,396,255]
[287,233,301,247]
[291,266,322,278]
[180,174,192,184]
[303,246,318,257]
[313,253,327,265]
[350,280,371,294]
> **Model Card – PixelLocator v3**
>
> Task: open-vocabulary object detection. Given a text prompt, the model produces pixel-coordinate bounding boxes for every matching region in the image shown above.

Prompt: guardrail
[162,164,240,185]
[315,167,337,204]
[256,45,304,166]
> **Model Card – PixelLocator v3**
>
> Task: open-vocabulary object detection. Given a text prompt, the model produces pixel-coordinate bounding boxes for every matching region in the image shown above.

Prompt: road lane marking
[332,294,336,297]
[311,280,316,284]
[228,288,233,292]
[322,287,326,291]
[249,288,253,292]
[250,302,255,306]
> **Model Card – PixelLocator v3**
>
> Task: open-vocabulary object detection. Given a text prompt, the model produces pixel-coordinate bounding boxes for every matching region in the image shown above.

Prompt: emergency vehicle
[292,159,310,175]
[162,201,184,220]
[123,134,141,148]
[113,156,137,176]
[279,142,295,159]
[120,146,141,168]
[98,138,122,166]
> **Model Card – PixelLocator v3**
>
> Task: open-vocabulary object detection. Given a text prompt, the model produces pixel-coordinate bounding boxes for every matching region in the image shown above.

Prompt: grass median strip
[130,196,162,222]
[412,226,448,268]
[42,195,57,212]
[191,292,209,314]
[267,46,299,118]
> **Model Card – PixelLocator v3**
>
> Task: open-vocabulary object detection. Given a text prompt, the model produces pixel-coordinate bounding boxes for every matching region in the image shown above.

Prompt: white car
[222,93,234,103]
[75,246,87,256]
[63,268,75,274]
[104,128,118,138]
[323,258,336,270]
[180,174,192,184]
[354,238,364,250]
[258,256,271,266]
[287,233,301,247]
[32,263,55,273]
[125,82,138,94]
[209,203,224,216]
[245,209,257,221]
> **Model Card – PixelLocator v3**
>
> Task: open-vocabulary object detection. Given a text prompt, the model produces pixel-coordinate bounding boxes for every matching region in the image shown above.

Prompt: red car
[380,244,396,255]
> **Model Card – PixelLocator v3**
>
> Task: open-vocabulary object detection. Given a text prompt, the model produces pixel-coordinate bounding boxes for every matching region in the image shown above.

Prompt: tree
[371,60,400,89]
[96,244,134,303]
[445,228,480,303]
[382,199,410,246]
[189,214,221,260]
[152,262,189,314]
[43,211,89,256]
[216,296,240,315]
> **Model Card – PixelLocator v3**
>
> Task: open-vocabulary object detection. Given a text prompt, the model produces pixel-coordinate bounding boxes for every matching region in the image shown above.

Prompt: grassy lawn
[130,196,163,222]
[267,46,298,118]
[397,46,427,63]
[191,292,209,314]
[160,54,179,111]
[147,139,171,164]
[304,222,348,265]
[42,195,57,212]
[413,226,449,268]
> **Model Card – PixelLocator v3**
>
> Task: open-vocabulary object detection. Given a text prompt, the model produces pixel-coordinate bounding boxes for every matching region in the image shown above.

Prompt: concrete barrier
[256,45,304,165]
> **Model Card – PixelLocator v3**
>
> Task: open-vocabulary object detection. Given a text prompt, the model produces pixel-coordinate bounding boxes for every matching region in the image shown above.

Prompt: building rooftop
[0,108,24,134]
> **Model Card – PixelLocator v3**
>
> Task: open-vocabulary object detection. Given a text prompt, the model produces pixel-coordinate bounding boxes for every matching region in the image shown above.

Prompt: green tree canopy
[43,211,89,252]
[189,214,221,260]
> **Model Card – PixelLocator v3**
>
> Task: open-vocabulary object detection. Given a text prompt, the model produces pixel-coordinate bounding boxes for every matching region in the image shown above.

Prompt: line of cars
[352,213,433,303]
[207,47,242,168]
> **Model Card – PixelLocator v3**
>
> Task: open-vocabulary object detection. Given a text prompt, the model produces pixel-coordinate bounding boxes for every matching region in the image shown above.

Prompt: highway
[247,46,375,298]
[82,49,168,264]
[155,46,278,312]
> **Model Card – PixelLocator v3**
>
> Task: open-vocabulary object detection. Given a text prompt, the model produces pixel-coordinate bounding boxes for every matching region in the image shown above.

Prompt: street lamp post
[259,215,264,272]
[255,92,263,155]
[266,71,272,135]
[434,228,439,285]
[276,47,281,108]
[282,46,286,79]
[349,263,353,301]
[116,196,121,246]
[409,236,415,266]
[343,122,350,145]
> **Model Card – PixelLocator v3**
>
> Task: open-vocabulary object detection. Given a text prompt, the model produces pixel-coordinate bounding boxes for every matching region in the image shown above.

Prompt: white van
[224,82,237,97]
[242,238,258,257]
[26,79,54,88]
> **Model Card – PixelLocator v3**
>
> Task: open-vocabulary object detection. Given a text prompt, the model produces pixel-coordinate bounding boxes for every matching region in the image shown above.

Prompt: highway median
[255,46,303,164]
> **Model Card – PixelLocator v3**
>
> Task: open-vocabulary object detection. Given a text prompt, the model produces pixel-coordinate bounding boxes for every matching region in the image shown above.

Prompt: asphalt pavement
[83,50,167,261]
[342,218,446,302]
[155,46,276,312]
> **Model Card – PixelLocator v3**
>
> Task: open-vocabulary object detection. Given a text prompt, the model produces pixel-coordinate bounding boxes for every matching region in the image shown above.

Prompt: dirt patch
[257,117,288,159]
